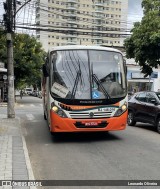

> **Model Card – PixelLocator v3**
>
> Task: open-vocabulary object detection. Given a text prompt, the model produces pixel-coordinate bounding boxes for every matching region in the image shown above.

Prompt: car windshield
[51,49,126,100]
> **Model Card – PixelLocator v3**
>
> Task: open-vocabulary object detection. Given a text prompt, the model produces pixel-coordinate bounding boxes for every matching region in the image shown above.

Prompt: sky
[128,0,143,28]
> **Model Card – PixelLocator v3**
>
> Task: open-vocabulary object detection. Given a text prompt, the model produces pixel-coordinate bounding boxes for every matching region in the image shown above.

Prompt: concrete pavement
[0,107,37,189]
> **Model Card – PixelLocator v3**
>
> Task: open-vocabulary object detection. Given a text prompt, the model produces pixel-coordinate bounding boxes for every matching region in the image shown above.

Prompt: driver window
[137,93,147,102]
[147,94,156,104]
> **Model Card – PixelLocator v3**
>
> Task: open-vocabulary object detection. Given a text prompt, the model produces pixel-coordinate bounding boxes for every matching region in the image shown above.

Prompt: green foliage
[0,30,7,64]
[124,0,160,76]
[0,31,46,88]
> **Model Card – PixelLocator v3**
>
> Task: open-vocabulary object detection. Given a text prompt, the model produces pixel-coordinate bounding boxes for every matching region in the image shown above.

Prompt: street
[1,96,160,189]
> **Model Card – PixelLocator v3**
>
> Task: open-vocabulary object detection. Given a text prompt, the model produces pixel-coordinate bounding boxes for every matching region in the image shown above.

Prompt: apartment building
[36,0,128,51]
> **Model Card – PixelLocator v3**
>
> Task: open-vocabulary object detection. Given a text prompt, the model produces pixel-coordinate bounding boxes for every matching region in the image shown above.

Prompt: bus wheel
[44,112,47,120]
[128,111,136,126]
[50,132,54,136]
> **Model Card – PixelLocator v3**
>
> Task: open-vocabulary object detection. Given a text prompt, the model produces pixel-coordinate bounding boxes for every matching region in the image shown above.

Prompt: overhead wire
[0,0,143,38]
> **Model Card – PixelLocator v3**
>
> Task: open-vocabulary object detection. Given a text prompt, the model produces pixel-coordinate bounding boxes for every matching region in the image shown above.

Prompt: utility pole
[3,0,15,118]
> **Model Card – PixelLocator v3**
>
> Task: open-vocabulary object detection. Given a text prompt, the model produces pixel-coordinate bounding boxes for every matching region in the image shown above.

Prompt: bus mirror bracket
[123,59,127,75]
[42,64,49,77]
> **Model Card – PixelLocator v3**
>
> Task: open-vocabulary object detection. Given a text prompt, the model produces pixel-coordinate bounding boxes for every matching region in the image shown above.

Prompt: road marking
[26,114,35,121]
[30,104,35,107]
[20,105,24,107]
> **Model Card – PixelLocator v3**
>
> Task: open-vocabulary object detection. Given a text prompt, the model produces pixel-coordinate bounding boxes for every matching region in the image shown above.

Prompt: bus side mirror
[125,65,127,75]
[42,64,49,77]
[123,59,127,75]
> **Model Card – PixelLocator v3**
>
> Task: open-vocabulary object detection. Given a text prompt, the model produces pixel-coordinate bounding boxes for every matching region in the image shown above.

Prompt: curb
[22,136,37,189]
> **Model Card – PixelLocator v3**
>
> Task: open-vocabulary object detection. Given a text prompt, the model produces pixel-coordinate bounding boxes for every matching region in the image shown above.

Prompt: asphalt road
[5,96,160,189]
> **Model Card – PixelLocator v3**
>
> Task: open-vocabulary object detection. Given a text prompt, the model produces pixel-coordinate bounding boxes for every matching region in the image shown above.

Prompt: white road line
[26,114,35,121]
[30,104,35,107]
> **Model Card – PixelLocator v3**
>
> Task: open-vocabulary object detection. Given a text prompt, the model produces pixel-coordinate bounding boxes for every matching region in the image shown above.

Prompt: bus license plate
[85,122,98,126]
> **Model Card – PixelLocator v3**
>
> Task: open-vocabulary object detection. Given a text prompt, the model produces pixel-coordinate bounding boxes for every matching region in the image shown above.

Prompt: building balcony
[67,0,78,3]
[66,19,77,24]
[94,9,104,13]
[94,3,104,7]
[67,27,78,32]
[67,40,77,45]
[92,35,103,40]
[67,12,77,17]
[92,29,103,34]
[67,34,77,38]
[96,41,103,45]
[93,21,104,26]
[63,32,78,38]
[94,16,104,20]
[66,5,77,10]
[93,13,105,18]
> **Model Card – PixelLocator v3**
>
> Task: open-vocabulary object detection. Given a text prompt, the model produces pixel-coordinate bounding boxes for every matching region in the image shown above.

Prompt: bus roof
[48,45,122,54]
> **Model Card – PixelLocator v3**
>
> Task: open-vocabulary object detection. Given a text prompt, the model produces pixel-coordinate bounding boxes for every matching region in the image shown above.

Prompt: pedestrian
[20,90,23,99]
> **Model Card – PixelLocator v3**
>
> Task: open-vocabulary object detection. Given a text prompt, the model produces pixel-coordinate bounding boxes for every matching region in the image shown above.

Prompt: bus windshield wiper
[92,73,110,99]
[71,64,82,99]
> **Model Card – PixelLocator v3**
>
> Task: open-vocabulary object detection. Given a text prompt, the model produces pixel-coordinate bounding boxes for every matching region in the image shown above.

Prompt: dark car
[128,91,160,134]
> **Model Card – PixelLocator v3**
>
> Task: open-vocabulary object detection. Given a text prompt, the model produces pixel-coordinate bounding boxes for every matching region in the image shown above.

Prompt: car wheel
[128,111,136,126]
[156,117,160,134]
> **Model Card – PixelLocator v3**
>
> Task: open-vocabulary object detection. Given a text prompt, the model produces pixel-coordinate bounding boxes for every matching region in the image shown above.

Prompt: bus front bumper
[50,110,128,133]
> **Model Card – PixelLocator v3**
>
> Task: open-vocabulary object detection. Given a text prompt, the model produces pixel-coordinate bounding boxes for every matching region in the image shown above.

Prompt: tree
[124,0,160,76]
[0,30,7,63]
[0,31,46,88]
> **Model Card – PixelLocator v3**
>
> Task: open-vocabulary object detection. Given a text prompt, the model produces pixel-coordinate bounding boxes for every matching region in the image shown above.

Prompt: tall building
[36,0,128,51]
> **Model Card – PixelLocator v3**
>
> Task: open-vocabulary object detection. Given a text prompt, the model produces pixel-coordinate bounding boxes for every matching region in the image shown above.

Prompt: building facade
[126,59,160,93]
[36,0,128,51]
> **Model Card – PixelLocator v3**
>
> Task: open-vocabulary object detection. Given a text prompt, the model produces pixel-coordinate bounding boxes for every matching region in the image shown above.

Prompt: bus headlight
[114,103,127,117]
[52,106,58,112]
[51,105,67,118]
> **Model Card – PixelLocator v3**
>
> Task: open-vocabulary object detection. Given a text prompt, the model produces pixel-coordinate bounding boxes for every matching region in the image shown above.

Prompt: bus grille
[69,111,112,119]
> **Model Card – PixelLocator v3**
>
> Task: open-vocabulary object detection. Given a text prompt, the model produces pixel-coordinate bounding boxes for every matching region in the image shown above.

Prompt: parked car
[15,90,20,96]
[128,91,160,134]
[25,88,33,95]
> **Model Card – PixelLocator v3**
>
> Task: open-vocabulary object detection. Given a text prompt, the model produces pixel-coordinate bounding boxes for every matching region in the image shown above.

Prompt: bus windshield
[51,50,126,101]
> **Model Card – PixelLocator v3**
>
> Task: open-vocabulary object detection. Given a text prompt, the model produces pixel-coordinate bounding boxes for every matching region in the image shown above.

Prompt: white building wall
[126,59,160,92]
[36,0,129,52]
[120,0,128,46]
[36,0,48,51]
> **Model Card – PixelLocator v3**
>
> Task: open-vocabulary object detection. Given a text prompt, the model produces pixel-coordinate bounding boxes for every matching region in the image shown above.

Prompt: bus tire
[128,111,136,126]
[44,112,47,120]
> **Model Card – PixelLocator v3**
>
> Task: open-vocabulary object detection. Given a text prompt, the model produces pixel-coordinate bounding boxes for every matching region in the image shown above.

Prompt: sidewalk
[0,114,37,189]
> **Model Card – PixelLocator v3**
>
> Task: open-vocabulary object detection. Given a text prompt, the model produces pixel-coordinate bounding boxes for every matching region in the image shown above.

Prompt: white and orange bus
[42,45,128,134]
